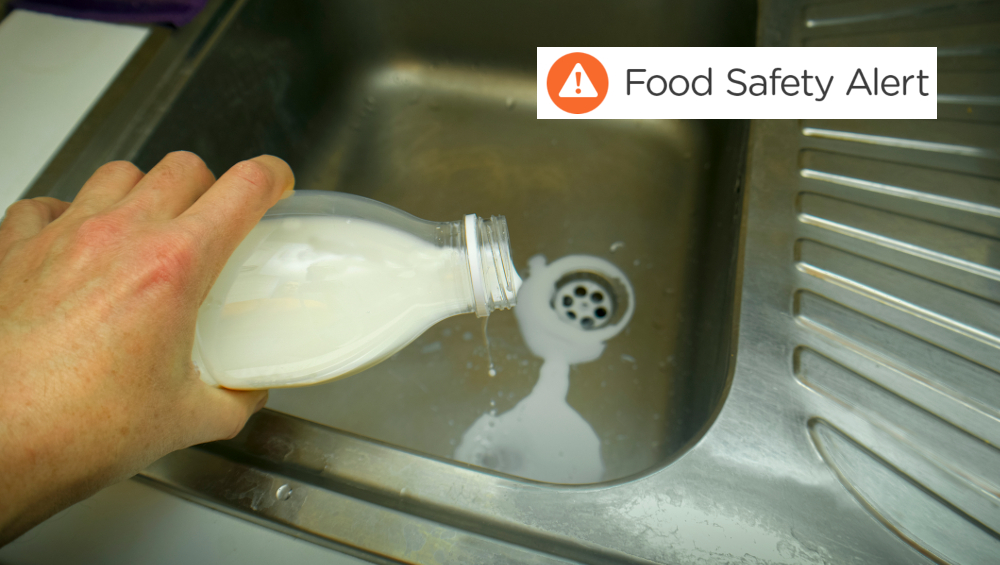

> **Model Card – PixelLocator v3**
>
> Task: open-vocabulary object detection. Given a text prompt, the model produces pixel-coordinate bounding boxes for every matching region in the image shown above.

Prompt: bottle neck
[464,214,521,317]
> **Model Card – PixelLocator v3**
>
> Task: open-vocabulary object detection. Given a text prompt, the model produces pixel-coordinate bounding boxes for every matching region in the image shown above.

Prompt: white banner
[537,47,937,119]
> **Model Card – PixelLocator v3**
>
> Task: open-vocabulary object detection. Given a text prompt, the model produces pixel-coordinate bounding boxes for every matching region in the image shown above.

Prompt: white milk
[454,254,635,484]
[195,216,476,389]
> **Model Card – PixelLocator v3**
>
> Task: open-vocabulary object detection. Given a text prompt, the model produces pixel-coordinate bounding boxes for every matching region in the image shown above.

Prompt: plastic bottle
[193,191,520,389]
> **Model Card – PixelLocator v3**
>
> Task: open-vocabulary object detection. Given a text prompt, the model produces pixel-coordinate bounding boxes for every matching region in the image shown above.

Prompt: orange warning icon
[546,52,608,114]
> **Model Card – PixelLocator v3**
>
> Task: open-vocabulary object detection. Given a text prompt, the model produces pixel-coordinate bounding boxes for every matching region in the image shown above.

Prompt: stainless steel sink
[28,0,1000,563]
[39,0,750,484]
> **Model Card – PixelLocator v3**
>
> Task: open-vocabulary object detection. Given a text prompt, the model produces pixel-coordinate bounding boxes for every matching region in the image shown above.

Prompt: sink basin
[29,0,1000,562]
[100,0,750,484]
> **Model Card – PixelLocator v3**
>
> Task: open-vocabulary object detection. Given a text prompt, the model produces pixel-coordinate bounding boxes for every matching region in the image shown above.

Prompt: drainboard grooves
[795,348,1000,528]
[800,0,1000,50]
[939,71,1000,102]
[794,291,1000,445]
[937,46,1000,122]
[797,193,1000,300]
[803,0,1000,36]
[800,123,1000,177]
[801,119,1000,170]
[777,3,1000,558]
[810,420,1000,564]
[935,47,1000,80]
[804,21,1000,48]
[795,240,1000,360]
[799,150,1000,236]
[802,120,1000,157]
[798,0,1000,123]
[797,192,1000,277]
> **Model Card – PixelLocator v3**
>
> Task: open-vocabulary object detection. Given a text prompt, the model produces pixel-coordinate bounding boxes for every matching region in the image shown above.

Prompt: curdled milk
[195,216,476,389]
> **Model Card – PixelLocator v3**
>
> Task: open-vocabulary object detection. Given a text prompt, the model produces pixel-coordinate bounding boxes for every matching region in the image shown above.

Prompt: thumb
[189,387,268,445]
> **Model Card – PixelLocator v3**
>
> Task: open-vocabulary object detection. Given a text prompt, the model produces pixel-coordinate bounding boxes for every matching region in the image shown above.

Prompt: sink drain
[513,254,635,358]
[552,273,616,330]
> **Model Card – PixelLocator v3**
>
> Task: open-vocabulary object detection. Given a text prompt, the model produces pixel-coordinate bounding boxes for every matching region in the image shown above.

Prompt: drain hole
[551,271,618,330]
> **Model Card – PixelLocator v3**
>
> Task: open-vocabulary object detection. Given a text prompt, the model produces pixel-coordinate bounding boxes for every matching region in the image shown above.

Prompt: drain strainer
[552,273,616,330]
[515,255,635,352]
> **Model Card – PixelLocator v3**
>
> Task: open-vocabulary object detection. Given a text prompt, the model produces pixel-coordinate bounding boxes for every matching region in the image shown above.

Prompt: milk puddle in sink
[455,254,634,483]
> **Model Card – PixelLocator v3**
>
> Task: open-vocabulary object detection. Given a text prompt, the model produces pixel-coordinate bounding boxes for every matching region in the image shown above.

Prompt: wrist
[0,369,120,545]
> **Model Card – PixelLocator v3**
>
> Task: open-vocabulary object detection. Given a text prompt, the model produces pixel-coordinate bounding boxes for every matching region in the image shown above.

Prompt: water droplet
[482,317,496,378]
[275,484,293,501]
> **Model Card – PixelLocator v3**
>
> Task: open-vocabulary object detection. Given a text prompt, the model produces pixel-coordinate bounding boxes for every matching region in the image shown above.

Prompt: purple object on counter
[10,0,208,27]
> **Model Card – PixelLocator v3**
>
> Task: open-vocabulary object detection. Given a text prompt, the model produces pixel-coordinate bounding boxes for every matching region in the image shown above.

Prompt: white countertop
[0,10,369,564]
[0,10,147,210]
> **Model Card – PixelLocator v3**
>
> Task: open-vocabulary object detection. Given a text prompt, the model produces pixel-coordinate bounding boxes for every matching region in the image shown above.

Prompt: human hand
[0,152,294,544]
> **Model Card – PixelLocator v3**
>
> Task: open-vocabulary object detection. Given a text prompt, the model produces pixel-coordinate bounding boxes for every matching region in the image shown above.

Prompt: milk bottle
[194,191,520,389]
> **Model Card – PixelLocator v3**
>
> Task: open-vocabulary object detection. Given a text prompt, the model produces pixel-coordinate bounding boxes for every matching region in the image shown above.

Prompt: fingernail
[279,188,295,200]
[251,154,295,198]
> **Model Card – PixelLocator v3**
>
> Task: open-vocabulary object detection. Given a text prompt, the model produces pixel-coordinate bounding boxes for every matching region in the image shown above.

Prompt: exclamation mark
[575,71,581,94]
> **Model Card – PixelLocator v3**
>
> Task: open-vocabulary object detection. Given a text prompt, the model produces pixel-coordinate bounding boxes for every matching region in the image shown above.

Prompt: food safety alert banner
[537,47,937,119]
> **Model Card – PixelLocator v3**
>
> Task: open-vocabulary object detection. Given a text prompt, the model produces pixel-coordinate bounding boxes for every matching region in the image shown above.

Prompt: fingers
[67,161,144,217]
[115,151,216,220]
[189,387,268,445]
[179,155,294,265]
[0,197,72,258]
